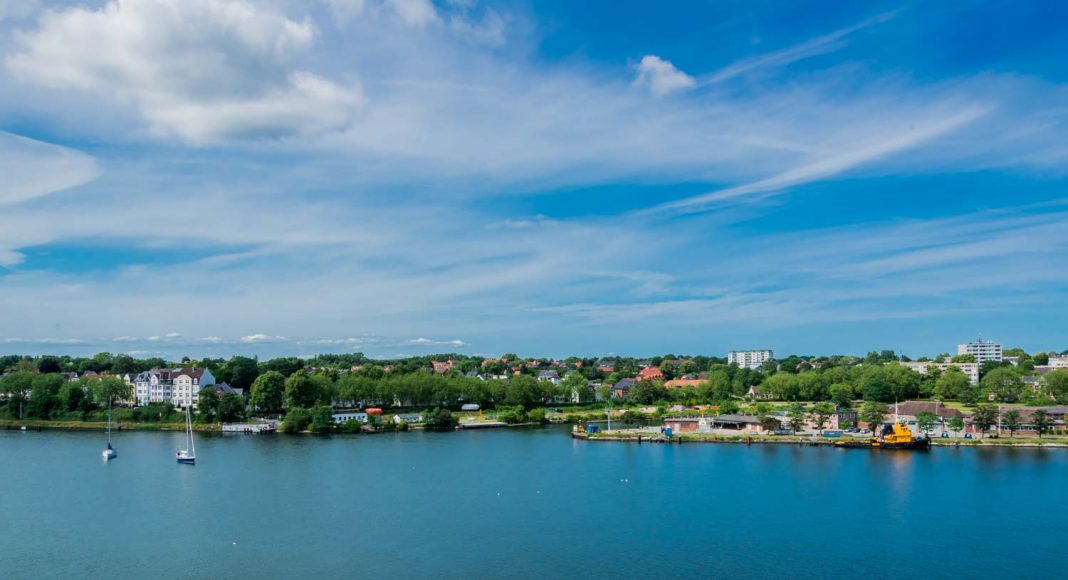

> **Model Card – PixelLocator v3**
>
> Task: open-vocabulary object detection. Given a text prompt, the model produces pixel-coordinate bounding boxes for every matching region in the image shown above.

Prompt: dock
[222,421,278,434]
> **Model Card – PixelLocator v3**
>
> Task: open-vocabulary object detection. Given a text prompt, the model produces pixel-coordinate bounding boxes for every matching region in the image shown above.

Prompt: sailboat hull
[176,457,196,464]
[102,449,117,460]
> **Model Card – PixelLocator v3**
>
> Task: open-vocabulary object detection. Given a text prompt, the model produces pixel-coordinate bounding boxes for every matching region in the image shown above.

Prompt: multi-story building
[728,350,773,370]
[131,368,215,408]
[901,361,980,385]
[1048,354,1068,369]
[957,339,1003,364]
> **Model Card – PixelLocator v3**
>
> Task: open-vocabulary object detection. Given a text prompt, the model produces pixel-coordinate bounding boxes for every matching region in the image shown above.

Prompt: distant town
[2,337,1066,440]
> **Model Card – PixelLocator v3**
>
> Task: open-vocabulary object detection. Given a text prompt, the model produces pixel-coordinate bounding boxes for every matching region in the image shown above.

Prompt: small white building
[957,339,1003,364]
[332,412,368,424]
[728,350,773,370]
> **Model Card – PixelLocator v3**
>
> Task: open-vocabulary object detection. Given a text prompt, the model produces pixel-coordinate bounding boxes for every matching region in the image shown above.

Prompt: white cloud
[0,0,42,22]
[633,55,696,97]
[703,12,896,84]
[201,336,223,344]
[645,106,989,214]
[5,0,363,143]
[386,0,438,27]
[325,0,366,25]
[241,333,286,343]
[0,132,99,209]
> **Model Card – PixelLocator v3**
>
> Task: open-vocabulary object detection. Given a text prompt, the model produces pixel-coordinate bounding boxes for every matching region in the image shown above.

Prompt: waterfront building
[901,361,980,384]
[333,412,368,424]
[957,338,1003,363]
[728,350,773,370]
[132,368,215,407]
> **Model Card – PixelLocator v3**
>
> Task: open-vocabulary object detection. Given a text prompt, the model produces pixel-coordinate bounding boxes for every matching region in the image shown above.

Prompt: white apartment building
[957,339,1003,364]
[728,350,773,370]
[901,361,980,385]
[129,368,216,407]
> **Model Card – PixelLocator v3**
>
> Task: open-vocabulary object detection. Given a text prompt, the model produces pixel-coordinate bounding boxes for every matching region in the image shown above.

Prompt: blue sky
[0,0,1066,360]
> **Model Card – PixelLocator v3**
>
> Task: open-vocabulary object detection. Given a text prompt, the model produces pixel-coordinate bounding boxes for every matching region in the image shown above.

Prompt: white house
[172,368,215,408]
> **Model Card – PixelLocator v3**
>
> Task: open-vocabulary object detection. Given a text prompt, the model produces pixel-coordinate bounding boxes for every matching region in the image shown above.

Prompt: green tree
[224,356,260,393]
[1040,369,1068,401]
[504,375,541,409]
[197,387,220,423]
[284,373,321,409]
[1001,410,1021,438]
[951,354,976,363]
[562,372,591,403]
[698,371,732,402]
[27,374,64,419]
[786,403,807,433]
[829,383,854,407]
[948,417,965,438]
[309,406,335,433]
[423,408,458,431]
[934,367,971,401]
[37,357,62,374]
[217,394,246,422]
[89,377,131,407]
[915,411,938,438]
[980,368,1023,403]
[810,402,835,434]
[972,404,998,437]
[58,381,89,413]
[1033,352,1049,366]
[859,401,888,433]
[281,407,312,433]
[1031,409,1050,438]
[249,371,285,413]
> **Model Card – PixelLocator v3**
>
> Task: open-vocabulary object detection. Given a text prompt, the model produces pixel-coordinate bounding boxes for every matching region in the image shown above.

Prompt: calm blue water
[1,426,1064,579]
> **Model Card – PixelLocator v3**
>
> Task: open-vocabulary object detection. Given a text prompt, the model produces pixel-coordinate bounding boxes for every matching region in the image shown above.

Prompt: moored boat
[836,419,930,450]
[176,405,196,464]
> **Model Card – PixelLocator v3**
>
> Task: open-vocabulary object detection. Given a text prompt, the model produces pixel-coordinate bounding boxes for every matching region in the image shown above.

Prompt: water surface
[1,427,1063,578]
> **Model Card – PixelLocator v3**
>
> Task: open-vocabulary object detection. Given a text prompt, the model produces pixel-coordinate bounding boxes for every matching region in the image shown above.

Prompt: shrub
[423,408,459,431]
[282,408,312,433]
[338,419,363,433]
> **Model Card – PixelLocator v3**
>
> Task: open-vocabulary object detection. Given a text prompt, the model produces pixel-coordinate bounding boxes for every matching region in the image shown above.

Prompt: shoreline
[571,431,1068,448]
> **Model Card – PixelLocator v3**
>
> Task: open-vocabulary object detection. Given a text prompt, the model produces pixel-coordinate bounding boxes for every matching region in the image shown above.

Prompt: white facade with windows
[131,368,215,407]
[728,350,773,370]
[901,361,980,385]
[957,339,1003,364]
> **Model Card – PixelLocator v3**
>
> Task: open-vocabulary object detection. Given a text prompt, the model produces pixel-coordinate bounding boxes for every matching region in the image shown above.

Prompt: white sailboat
[102,398,117,460]
[176,404,196,464]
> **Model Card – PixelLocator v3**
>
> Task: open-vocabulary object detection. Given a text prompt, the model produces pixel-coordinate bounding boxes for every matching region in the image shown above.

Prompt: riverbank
[574,430,1068,448]
[0,419,221,432]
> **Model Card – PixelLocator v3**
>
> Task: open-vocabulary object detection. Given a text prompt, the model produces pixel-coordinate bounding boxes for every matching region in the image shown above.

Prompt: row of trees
[0,373,131,420]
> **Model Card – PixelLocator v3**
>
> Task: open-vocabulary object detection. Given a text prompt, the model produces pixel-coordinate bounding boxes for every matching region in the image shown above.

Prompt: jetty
[222,421,278,434]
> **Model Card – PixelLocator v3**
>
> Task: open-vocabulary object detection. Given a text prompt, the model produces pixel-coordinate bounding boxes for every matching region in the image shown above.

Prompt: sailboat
[176,404,196,464]
[102,398,117,461]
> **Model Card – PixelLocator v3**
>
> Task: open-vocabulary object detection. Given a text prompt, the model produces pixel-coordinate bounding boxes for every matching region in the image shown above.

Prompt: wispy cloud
[702,11,897,84]
[643,106,990,215]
